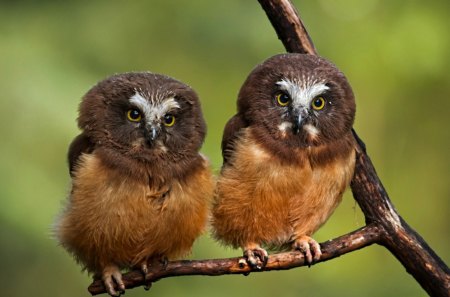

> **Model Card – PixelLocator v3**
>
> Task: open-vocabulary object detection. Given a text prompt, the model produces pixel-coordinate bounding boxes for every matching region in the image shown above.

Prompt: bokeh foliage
[0,1,448,296]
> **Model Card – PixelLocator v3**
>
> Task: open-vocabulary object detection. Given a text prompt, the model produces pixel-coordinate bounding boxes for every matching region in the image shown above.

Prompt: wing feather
[221,114,248,165]
[68,133,95,176]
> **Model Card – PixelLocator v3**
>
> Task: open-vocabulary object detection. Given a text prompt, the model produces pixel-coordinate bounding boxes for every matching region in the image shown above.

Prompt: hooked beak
[145,125,160,143]
[292,109,308,134]
[151,126,158,141]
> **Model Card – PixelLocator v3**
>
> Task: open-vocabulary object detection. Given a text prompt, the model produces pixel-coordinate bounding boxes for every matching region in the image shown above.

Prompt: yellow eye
[127,109,142,122]
[163,114,175,127]
[312,97,326,110]
[275,92,290,106]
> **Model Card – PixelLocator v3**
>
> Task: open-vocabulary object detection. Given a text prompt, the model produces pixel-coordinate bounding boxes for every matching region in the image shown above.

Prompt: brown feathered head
[237,53,355,148]
[78,72,206,165]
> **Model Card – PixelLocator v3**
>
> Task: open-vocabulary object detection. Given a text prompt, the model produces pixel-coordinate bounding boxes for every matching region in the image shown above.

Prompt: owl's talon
[140,255,168,290]
[310,239,322,262]
[140,262,149,275]
[142,263,155,291]
[243,246,268,270]
[139,262,152,290]
[143,283,152,291]
[160,256,169,269]
[293,235,322,265]
[238,258,247,269]
[102,265,125,296]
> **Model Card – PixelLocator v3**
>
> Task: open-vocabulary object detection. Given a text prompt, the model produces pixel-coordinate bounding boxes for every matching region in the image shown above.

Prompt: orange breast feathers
[212,128,355,250]
[54,153,214,274]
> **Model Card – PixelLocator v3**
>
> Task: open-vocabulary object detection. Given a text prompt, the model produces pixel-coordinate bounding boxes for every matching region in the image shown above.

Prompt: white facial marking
[303,124,320,136]
[278,121,293,132]
[276,78,329,109]
[129,91,180,125]
[156,140,168,152]
[130,92,152,120]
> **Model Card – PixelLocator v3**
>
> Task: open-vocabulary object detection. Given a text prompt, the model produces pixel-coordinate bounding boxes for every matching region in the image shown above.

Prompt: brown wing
[68,133,95,177]
[221,113,248,165]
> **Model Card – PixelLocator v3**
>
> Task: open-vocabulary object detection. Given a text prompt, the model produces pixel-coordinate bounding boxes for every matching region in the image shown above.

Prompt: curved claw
[139,256,168,291]
[160,256,169,268]
[243,246,268,270]
[139,262,152,291]
[102,265,125,297]
[293,235,322,265]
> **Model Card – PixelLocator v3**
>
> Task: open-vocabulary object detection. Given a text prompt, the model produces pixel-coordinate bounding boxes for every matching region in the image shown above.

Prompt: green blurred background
[0,0,448,296]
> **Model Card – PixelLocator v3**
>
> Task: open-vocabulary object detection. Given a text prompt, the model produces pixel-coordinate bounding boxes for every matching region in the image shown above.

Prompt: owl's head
[238,53,355,147]
[78,72,206,162]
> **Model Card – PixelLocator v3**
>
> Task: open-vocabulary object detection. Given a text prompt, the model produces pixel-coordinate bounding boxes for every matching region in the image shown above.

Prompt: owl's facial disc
[276,78,329,137]
[129,91,180,144]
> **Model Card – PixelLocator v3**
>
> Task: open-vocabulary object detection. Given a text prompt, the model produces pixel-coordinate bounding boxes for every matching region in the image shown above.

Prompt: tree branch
[351,144,450,296]
[88,0,449,295]
[88,224,381,295]
[258,0,317,55]
[258,0,449,295]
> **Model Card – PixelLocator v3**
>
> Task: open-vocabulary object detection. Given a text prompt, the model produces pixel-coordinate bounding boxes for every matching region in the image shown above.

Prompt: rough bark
[88,0,449,295]
[88,224,381,295]
[350,137,450,296]
[258,0,449,295]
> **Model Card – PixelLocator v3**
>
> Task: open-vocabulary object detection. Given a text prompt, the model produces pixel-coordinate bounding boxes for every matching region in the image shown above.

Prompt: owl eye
[275,92,290,106]
[127,109,142,122]
[163,114,175,127]
[312,96,326,110]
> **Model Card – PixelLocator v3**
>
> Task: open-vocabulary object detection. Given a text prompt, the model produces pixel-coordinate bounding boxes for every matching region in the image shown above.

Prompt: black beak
[150,127,158,141]
[145,125,160,143]
[293,114,303,134]
[292,109,308,134]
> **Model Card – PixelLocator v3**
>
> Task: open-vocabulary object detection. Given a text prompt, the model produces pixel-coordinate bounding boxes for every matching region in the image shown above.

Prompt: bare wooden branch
[258,0,449,295]
[351,143,450,296]
[258,0,317,55]
[87,0,449,295]
[88,224,381,295]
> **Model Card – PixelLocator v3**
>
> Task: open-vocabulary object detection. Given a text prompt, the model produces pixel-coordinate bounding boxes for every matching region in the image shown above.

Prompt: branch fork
[88,0,449,295]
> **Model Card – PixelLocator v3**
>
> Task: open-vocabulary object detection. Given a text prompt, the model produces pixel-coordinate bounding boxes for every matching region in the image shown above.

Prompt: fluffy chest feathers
[57,153,214,271]
[213,128,355,248]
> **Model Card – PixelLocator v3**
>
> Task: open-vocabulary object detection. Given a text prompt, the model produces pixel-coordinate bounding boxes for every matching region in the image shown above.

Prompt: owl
[212,53,356,268]
[54,72,214,296]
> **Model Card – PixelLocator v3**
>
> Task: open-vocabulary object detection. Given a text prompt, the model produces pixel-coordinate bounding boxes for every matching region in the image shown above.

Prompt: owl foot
[139,262,152,291]
[159,256,169,268]
[139,256,168,290]
[101,265,125,296]
[243,245,268,270]
[292,235,322,265]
